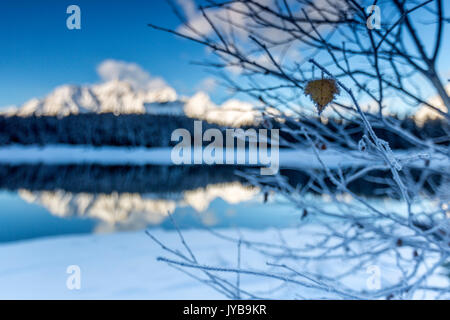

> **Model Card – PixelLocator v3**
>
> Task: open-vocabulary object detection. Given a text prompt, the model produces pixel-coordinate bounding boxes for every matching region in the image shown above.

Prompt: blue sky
[0,0,218,108]
[0,0,448,111]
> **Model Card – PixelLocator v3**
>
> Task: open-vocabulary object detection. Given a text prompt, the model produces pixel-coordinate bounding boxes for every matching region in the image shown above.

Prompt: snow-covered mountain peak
[4,79,261,126]
[11,80,178,117]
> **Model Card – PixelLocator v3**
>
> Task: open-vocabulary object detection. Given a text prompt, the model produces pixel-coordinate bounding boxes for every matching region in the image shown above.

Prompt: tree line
[0,113,447,149]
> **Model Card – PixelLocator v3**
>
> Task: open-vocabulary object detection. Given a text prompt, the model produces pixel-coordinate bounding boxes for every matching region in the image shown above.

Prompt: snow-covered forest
[0,113,446,148]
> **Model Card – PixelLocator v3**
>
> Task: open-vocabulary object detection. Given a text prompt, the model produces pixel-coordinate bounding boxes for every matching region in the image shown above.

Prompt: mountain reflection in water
[0,164,445,242]
[0,164,292,241]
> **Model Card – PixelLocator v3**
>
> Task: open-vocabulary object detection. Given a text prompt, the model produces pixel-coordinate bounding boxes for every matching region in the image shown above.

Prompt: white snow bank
[0,226,447,299]
[0,145,446,169]
[0,228,292,299]
[0,145,172,165]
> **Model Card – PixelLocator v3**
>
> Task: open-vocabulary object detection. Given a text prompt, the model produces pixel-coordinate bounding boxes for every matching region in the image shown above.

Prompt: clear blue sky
[0,0,216,108]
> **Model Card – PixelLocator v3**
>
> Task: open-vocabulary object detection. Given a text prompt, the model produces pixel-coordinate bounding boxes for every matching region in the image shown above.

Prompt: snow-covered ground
[0,144,446,169]
[0,228,296,299]
[1,225,446,299]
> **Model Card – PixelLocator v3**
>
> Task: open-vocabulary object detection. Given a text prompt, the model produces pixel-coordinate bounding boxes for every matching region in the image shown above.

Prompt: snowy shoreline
[0,228,295,299]
[0,144,446,169]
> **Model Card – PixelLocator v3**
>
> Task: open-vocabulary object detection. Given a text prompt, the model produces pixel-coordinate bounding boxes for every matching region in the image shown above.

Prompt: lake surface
[0,164,302,243]
[0,161,444,244]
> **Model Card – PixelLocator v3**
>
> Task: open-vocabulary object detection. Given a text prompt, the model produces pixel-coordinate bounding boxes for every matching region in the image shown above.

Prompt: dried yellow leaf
[304,79,340,114]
